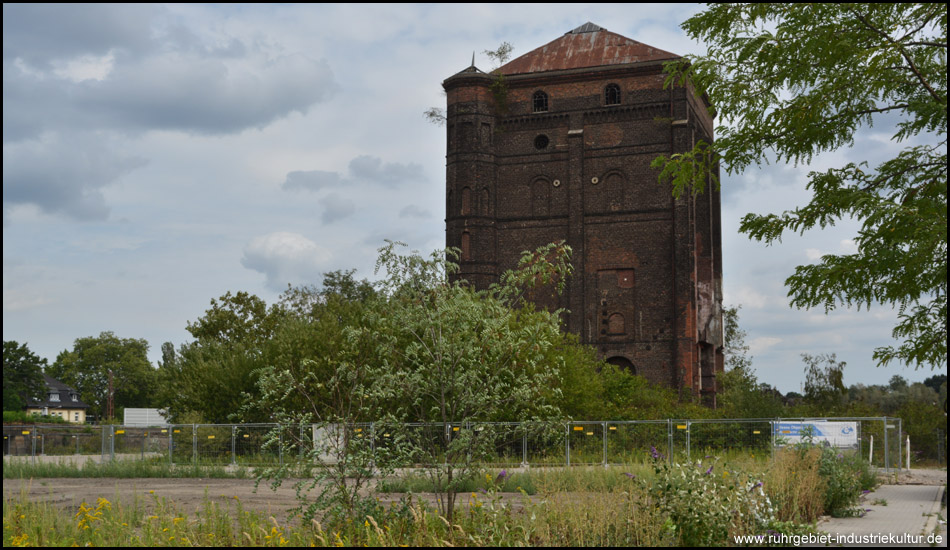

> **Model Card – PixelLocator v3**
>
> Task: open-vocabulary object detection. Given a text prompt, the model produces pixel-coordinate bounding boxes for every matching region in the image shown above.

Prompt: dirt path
[3,477,527,525]
[3,478,307,524]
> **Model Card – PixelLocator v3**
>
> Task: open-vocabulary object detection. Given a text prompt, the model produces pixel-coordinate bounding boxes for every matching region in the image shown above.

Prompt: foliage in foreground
[5,452,848,547]
[654,3,947,370]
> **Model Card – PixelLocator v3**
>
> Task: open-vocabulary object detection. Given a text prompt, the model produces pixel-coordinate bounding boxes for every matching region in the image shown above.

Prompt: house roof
[497,22,679,76]
[25,374,90,409]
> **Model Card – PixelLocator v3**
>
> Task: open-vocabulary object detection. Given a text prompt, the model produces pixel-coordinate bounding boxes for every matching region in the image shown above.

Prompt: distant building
[443,23,723,403]
[25,374,90,423]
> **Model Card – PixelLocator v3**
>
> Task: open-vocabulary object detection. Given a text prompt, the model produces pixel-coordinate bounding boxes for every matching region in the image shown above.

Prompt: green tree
[801,353,848,415]
[3,341,47,411]
[164,291,285,423]
[367,241,571,522]
[654,3,947,370]
[48,332,155,420]
[253,281,384,526]
[716,306,784,418]
[185,291,283,348]
[166,274,379,424]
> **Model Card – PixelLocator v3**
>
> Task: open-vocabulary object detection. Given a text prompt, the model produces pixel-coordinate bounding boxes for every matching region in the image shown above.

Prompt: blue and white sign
[774,421,859,448]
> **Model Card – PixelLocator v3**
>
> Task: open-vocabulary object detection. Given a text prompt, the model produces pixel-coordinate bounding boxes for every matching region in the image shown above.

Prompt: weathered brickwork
[444,24,724,403]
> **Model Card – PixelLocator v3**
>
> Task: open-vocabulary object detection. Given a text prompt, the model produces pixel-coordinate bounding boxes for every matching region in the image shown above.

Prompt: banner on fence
[774,421,859,447]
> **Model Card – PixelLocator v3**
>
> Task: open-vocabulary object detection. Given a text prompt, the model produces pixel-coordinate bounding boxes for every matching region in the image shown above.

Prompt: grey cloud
[319,193,355,224]
[399,204,432,219]
[281,155,426,194]
[2,4,157,66]
[349,155,425,185]
[282,170,342,192]
[4,6,338,140]
[72,53,336,135]
[3,135,148,221]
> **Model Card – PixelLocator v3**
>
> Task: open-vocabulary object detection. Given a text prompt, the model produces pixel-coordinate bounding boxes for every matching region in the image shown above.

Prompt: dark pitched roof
[497,22,679,76]
[25,374,90,409]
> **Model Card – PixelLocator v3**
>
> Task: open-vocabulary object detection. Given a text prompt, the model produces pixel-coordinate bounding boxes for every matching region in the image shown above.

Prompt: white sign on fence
[774,421,859,448]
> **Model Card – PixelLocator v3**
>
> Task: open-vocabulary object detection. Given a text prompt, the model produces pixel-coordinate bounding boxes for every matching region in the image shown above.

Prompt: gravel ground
[4,478,312,524]
[893,467,947,486]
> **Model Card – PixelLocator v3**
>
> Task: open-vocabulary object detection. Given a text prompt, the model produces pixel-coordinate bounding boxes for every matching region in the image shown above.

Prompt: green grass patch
[2,457,249,479]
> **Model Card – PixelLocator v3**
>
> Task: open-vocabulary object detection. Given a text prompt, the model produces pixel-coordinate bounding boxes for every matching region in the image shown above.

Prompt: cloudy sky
[4,4,944,394]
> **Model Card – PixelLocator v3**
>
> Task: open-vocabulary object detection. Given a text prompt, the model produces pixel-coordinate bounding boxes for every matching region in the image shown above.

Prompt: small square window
[49,393,60,402]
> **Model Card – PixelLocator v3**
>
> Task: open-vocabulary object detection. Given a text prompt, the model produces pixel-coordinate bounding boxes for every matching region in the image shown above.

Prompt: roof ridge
[498,24,679,76]
[568,22,605,34]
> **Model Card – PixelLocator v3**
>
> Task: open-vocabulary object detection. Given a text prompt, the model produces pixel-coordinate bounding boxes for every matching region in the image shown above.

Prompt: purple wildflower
[623,472,636,479]
[650,445,665,460]
[705,465,714,475]
[862,489,871,494]
[495,469,508,484]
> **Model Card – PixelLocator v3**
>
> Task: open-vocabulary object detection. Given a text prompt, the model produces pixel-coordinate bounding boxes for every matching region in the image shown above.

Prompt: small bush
[646,450,775,546]
[816,445,866,517]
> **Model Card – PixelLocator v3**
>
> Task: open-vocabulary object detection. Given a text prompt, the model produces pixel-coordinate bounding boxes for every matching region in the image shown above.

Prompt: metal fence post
[602,421,608,467]
[686,420,691,461]
[192,424,197,465]
[279,425,283,466]
[565,422,570,467]
[770,419,776,462]
[522,424,528,468]
[897,417,903,475]
[232,425,237,466]
[883,417,889,474]
[667,419,673,465]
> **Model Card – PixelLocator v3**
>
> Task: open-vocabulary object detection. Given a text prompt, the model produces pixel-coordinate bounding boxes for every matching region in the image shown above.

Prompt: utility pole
[107,369,114,421]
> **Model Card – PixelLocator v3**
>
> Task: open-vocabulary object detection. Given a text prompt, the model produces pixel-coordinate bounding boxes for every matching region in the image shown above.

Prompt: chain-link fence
[2,417,903,472]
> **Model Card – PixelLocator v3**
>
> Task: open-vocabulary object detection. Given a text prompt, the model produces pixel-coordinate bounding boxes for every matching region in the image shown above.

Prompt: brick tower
[443,23,723,403]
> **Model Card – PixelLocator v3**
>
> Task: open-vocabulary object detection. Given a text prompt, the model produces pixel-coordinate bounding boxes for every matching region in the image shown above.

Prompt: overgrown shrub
[816,445,868,517]
[646,450,775,546]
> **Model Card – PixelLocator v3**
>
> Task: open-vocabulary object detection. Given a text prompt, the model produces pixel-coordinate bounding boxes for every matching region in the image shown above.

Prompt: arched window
[605,172,624,211]
[605,83,621,105]
[460,186,472,215]
[606,356,636,374]
[533,91,548,113]
[461,231,471,261]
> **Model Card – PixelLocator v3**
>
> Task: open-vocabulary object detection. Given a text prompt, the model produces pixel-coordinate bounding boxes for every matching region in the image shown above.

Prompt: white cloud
[725,286,771,309]
[749,336,783,356]
[240,232,331,290]
[839,239,858,254]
